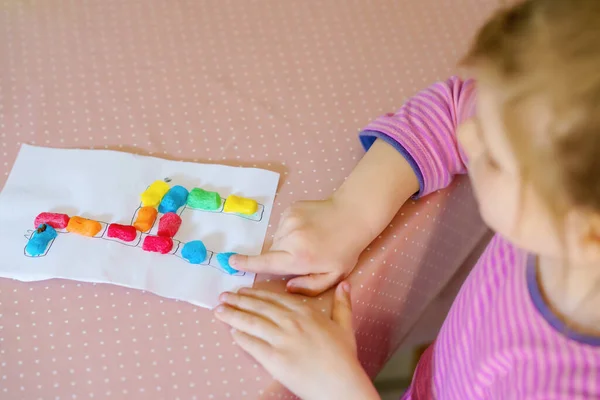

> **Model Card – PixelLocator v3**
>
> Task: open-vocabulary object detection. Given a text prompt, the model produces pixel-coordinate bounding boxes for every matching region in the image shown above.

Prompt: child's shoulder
[467,233,529,287]
[485,233,527,263]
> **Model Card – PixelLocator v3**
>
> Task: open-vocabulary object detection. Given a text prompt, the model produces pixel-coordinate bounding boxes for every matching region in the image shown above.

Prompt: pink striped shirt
[360,77,600,399]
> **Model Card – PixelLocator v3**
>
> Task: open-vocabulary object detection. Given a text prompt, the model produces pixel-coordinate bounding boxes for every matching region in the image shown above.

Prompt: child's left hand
[213,283,380,400]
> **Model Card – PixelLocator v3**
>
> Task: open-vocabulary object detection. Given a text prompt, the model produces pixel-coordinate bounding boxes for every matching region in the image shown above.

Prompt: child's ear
[578,212,600,263]
[589,213,600,244]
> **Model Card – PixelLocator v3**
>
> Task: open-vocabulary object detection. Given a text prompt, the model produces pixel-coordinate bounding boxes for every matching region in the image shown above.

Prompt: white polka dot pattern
[0,0,497,398]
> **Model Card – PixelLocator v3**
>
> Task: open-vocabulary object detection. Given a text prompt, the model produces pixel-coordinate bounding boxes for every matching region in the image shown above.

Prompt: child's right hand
[230,197,366,296]
[231,139,420,296]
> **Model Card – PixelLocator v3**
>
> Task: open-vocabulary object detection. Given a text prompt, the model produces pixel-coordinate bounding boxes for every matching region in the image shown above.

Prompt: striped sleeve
[359,76,476,198]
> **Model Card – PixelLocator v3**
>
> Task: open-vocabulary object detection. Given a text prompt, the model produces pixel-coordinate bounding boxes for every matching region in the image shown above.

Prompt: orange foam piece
[66,216,102,237]
[134,206,158,232]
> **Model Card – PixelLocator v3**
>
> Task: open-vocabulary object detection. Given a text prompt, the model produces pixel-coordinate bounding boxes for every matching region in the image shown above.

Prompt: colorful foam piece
[66,216,102,237]
[34,212,70,230]
[158,185,189,214]
[140,180,170,208]
[181,240,207,264]
[26,224,58,256]
[27,181,260,273]
[216,252,239,274]
[157,213,182,237]
[133,206,158,232]
[187,188,221,211]
[223,195,258,215]
[107,224,137,242]
[142,235,173,254]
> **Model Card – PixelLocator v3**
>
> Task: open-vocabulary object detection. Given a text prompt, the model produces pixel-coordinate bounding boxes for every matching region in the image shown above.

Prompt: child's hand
[230,139,420,296]
[213,283,380,400]
[230,198,366,296]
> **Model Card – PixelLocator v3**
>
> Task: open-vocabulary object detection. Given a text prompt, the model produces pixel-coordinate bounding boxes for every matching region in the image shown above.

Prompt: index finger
[230,251,296,274]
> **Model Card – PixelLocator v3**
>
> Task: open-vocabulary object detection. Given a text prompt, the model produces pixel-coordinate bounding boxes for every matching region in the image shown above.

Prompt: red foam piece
[142,235,173,254]
[34,212,70,230]
[107,224,137,242]
[158,212,182,237]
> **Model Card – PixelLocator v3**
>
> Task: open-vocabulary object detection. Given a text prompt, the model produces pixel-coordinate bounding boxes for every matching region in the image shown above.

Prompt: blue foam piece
[26,224,58,256]
[216,252,239,274]
[181,240,207,264]
[158,185,189,214]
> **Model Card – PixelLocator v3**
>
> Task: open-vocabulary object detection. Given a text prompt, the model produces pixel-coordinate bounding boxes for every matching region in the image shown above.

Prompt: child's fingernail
[229,256,237,266]
[214,305,225,313]
[342,282,351,293]
[230,328,236,334]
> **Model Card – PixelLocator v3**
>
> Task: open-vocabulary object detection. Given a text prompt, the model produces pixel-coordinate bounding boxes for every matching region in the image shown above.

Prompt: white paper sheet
[0,144,279,308]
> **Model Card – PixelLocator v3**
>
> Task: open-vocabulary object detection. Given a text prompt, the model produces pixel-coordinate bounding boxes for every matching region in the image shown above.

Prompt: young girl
[214,0,600,398]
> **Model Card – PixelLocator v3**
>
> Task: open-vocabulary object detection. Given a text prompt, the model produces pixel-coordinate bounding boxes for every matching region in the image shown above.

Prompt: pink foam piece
[142,235,173,254]
[107,224,137,242]
[34,212,70,230]
[157,212,182,238]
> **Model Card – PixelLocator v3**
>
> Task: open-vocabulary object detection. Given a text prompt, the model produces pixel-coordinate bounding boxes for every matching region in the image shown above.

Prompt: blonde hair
[464,0,600,217]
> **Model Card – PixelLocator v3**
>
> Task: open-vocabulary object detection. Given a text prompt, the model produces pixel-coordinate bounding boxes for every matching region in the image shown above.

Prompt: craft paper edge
[0,143,33,196]
[0,270,257,308]
[13,143,282,179]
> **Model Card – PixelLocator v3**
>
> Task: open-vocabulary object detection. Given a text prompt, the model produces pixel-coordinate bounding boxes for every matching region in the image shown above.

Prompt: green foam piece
[187,188,221,211]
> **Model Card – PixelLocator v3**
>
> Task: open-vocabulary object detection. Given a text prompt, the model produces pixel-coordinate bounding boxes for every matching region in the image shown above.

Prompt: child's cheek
[457,119,484,162]
[467,162,487,207]
[469,166,505,233]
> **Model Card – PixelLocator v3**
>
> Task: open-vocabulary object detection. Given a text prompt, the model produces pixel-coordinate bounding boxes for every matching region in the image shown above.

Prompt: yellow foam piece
[140,180,170,207]
[224,195,258,215]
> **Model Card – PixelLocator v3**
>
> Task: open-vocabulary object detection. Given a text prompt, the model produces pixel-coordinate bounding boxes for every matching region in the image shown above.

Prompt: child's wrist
[338,366,380,400]
[330,189,378,248]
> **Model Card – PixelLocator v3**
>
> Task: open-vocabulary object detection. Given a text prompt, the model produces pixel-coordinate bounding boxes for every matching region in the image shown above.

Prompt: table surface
[0,1,496,398]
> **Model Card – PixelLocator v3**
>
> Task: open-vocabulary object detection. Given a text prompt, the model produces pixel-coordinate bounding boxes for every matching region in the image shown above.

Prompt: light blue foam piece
[26,224,58,256]
[181,240,207,264]
[216,252,238,274]
[158,185,189,214]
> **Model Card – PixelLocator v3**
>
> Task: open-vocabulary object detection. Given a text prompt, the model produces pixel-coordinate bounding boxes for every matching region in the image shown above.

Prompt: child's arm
[359,76,473,198]
[231,76,475,295]
[334,138,421,246]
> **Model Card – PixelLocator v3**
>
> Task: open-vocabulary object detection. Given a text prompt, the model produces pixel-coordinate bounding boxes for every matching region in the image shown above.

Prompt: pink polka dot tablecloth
[0,1,498,398]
